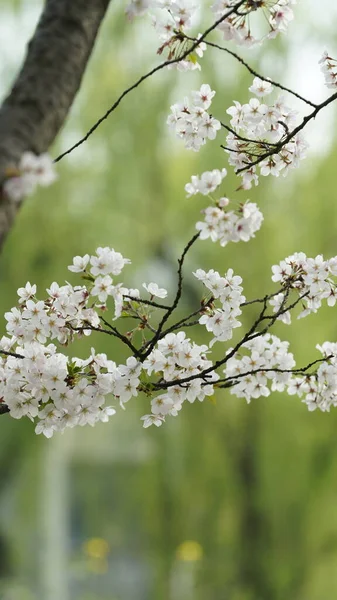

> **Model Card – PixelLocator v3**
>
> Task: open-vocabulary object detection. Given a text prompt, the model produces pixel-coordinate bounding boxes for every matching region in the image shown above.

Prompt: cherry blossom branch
[3,5,337,433]
[152,295,270,390]
[236,91,337,174]
[215,355,334,388]
[54,0,246,163]
[152,287,308,391]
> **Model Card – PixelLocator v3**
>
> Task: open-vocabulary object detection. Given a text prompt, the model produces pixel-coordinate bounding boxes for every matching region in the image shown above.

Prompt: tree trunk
[0,0,111,249]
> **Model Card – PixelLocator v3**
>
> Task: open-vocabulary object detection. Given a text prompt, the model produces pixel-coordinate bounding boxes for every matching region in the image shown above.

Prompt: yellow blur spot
[83,537,110,560]
[176,540,203,562]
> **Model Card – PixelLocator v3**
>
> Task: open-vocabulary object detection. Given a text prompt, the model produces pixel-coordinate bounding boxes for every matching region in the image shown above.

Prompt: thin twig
[99,317,143,358]
[221,122,279,146]
[216,355,333,387]
[126,309,157,334]
[162,309,203,335]
[185,36,317,108]
[241,288,284,307]
[220,144,265,158]
[124,295,169,310]
[142,233,200,359]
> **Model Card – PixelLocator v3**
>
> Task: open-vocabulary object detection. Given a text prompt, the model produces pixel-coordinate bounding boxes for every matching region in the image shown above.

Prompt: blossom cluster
[0,239,243,435]
[319,51,337,89]
[270,252,337,321]
[3,240,337,436]
[184,166,263,246]
[167,84,221,151]
[212,0,296,46]
[194,268,245,346]
[4,248,132,354]
[195,198,263,246]
[224,334,296,402]
[141,331,219,427]
[0,244,169,435]
[125,0,206,70]
[225,78,308,188]
[185,168,227,197]
[4,152,57,202]
[0,342,143,437]
[288,342,337,413]
[126,0,296,56]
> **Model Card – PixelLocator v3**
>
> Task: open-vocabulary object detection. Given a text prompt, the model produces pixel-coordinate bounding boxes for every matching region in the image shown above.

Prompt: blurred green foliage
[1,1,337,599]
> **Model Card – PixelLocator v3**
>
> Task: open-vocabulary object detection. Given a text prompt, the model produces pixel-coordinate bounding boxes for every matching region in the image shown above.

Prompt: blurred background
[1,1,337,599]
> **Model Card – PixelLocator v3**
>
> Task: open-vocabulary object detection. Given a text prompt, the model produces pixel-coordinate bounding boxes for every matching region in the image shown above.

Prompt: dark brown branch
[241,289,284,307]
[0,0,111,249]
[142,233,200,359]
[216,355,333,387]
[124,295,169,310]
[0,349,25,359]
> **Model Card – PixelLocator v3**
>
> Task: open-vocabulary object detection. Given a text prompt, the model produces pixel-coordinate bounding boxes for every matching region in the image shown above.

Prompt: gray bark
[0,0,111,249]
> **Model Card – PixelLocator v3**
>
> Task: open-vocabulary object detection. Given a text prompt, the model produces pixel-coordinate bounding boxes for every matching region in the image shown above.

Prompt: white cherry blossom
[142,282,168,298]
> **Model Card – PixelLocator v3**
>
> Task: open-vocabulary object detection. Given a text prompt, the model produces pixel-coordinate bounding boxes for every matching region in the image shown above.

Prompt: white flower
[68,254,90,273]
[3,177,30,202]
[142,282,168,298]
[319,50,337,89]
[21,152,57,187]
[125,0,151,20]
[243,98,268,123]
[249,77,273,97]
[91,275,114,303]
[141,414,165,428]
[17,282,37,304]
[191,84,216,110]
[4,152,57,201]
[195,200,263,247]
[167,84,219,152]
[90,247,130,277]
[185,169,227,197]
